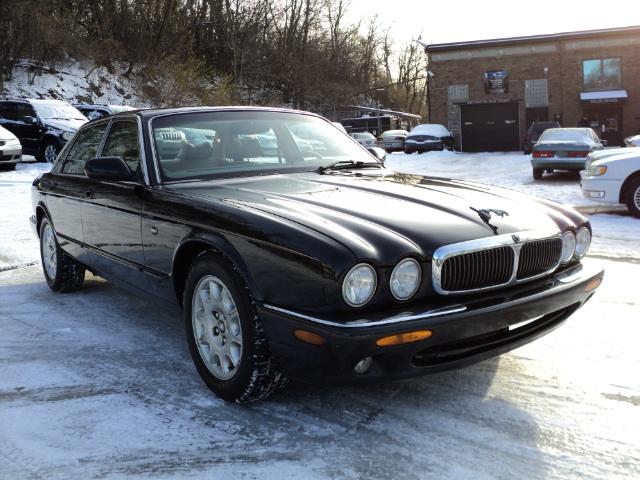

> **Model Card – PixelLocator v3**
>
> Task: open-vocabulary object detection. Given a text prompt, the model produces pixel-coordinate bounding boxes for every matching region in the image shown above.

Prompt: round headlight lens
[575,227,591,259]
[390,258,421,300]
[62,131,75,141]
[342,264,377,307]
[560,231,576,264]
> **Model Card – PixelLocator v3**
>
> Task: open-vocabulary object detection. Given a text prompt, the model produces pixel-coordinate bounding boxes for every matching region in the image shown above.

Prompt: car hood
[43,118,88,132]
[170,170,584,263]
[0,126,18,141]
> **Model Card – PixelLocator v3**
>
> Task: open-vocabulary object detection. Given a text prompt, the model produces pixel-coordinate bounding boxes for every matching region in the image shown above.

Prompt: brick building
[425,26,640,151]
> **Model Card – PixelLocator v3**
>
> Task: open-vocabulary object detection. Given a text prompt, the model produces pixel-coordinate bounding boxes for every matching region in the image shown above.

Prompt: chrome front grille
[440,246,514,292]
[432,230,562,295]
[516,238,562,280]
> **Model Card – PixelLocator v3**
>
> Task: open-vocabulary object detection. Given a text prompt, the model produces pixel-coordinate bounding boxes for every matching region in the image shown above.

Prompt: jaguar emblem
[470,207,510,235]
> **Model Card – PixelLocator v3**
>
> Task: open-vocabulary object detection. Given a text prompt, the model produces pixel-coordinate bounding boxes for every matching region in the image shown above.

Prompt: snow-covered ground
[1,152,639,479]
[2,60,145,107]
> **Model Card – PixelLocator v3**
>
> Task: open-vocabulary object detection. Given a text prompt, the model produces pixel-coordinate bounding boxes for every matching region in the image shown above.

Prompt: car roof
[130,106,324,121]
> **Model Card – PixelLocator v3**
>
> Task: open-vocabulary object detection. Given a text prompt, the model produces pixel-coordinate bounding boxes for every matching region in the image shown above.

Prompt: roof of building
[426,25,640,52]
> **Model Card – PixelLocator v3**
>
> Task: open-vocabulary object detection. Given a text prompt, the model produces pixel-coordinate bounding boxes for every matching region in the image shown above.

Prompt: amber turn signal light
[294,329,327,346]
[584,277,602,292]
[376,330,433,347]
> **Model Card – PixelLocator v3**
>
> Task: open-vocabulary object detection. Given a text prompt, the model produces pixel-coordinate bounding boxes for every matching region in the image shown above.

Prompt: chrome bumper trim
[261,304,468,329]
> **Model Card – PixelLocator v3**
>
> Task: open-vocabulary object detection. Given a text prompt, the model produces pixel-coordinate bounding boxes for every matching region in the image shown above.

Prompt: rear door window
[61,122,109,175]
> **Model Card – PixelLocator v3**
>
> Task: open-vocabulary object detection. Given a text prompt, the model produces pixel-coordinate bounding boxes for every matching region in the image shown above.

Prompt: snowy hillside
[1,60,146,107]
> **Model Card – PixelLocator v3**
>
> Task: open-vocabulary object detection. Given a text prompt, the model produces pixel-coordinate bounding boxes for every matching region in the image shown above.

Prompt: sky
[345,0,638,47]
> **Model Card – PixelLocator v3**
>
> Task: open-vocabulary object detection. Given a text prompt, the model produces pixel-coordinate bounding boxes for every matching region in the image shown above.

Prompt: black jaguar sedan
[30,107,603,403]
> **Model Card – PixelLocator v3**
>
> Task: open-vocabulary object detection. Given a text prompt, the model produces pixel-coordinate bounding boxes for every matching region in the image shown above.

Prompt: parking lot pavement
[1,155,639,479]
[0,260,638,479]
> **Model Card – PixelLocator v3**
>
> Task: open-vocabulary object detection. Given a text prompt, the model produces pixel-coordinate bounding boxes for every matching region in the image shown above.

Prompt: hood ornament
[470,207,510,235]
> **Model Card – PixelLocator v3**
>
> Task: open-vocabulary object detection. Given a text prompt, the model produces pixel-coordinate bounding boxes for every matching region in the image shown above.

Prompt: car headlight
[62,131,75,141]
[575,227,591,259]
[390,258,421,300]
[587,165,607,176]
[560,231,576,264]
[342,263,377,307]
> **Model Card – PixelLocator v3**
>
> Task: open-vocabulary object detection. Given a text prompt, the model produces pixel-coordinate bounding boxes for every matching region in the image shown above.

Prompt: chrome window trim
[262,303,467,328]
[431,228,562,295]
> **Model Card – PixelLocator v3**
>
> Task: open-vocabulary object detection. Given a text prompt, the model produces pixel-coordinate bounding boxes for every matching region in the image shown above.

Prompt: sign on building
[484,70,509,94]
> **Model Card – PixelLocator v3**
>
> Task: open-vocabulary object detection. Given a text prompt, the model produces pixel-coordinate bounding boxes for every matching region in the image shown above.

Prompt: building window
[582,58,621,91]
[525,79,548,108]
[448,84,469,104]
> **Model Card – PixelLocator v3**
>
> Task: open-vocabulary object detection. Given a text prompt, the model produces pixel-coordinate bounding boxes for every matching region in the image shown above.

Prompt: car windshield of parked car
[32,102,86,121]
[152,111,379,181]
[539,129,595,143]
[352,132,374,139]
[383,130,406,136]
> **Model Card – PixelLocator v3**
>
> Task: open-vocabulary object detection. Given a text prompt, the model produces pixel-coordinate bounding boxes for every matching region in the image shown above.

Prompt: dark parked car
[31,107,603,403]
[523,121,561,154]
[0,99,87,162]
[531,128,603,180]
[404,124,455,153]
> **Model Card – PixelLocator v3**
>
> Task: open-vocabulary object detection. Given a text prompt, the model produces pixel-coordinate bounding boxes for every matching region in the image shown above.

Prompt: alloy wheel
[44,144,57,163]
[41,223,57,278]
[191,275,243,381]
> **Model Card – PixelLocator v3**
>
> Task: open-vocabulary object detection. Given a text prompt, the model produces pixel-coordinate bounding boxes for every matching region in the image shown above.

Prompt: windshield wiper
[316,160,382,174]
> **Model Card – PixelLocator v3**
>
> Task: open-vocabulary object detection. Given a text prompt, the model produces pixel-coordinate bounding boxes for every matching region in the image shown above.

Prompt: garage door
[461,103,519,152]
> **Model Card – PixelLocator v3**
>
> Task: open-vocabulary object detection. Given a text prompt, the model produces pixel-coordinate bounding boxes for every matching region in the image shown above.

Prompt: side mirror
[367,146,386,163]
[23,116,37,125]
[85,157,133,181]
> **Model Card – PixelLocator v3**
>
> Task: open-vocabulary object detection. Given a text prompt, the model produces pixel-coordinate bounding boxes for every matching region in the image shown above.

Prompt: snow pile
[1,60,147,107]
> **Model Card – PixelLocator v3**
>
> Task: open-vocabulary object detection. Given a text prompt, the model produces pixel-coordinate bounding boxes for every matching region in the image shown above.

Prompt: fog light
[354,356,373,374]
[376,330,433,347]
[293,329,326,346]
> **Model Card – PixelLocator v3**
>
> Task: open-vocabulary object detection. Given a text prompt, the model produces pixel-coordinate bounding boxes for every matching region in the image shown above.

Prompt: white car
[351,132,376,148]
[581,150,640,217]
[376,129,408,152]
[625,134,640,147]
[0,125,23,170]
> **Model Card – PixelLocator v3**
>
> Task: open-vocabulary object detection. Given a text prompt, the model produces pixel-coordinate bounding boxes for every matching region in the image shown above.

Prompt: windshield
[539,128,596,143]
[32,102,86,120]
[152,111,379,181]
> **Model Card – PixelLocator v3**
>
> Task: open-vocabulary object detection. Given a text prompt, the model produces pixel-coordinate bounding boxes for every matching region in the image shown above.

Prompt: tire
[0,163,16,171]
[40,139,61,163]
[623,176,640,218]
[184,252,286,403]
[533,168,543,180]
[404,149,411,154]
[39,217,85,292]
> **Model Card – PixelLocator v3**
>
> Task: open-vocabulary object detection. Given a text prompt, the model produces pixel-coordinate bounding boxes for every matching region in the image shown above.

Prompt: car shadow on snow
[0,269,549,479]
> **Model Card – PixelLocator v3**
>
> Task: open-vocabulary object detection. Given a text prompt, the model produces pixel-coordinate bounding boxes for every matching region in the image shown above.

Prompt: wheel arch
[171,233,260,307]
[35,202,52,237]
[619,170,640,203]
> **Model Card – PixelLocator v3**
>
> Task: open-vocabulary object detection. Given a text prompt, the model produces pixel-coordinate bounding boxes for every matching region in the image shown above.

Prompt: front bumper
[0,145,25,164]
[259,261,603,385]
[580,171,622,204]
[405,141,443,152]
